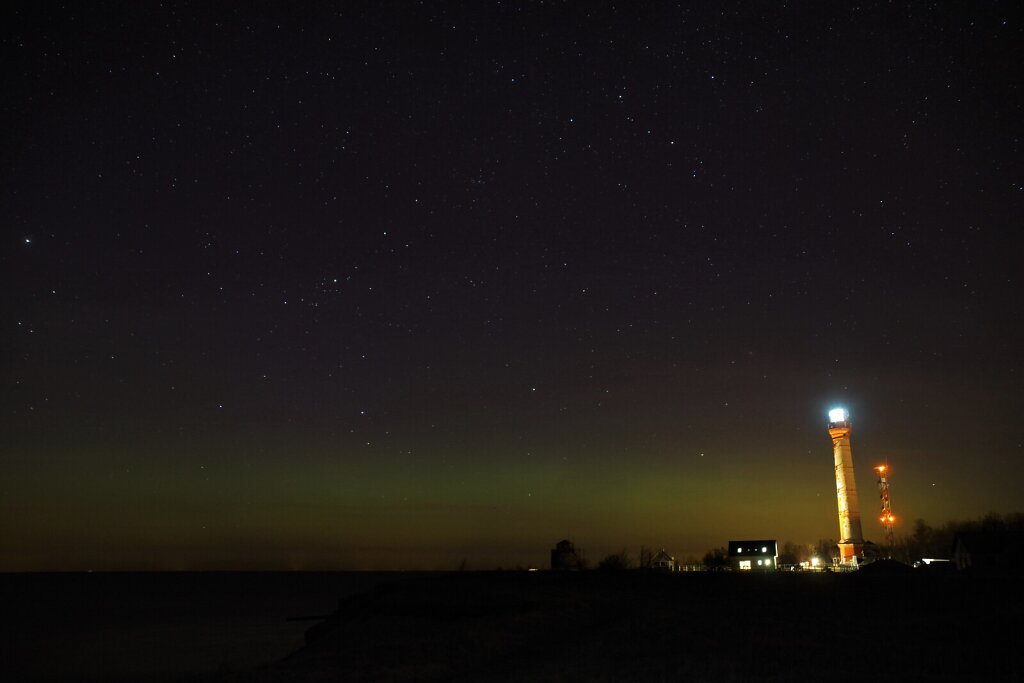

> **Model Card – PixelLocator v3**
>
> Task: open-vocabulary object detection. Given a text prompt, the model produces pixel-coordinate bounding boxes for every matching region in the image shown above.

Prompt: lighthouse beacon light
[828,407,848,424]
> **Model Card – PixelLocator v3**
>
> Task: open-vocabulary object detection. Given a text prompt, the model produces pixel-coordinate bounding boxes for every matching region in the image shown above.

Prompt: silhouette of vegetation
[814,539,839,563]
[777,541,812,565]
[576,553,590,571]
[597,549,633,571]
[702,546,729,570]
[680,555,701,568]
[892,512,1024,563]
[722,513,1024,569]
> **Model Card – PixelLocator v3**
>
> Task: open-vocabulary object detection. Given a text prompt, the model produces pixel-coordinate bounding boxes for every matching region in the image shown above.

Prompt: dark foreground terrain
[221,568,1022,682]
[3,569,1021,682]
[1,572,425,682]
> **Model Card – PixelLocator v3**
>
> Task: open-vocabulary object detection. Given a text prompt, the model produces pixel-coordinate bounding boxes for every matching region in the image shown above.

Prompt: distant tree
[814,539,838,565]
[702,546,729,570]
[597,549,633,571]
[778,541,810,566]
[576,549,590,571]
[891,518,937,563]
[892,513,1024,564]
[681,555,702,568]
[913,518,934,546]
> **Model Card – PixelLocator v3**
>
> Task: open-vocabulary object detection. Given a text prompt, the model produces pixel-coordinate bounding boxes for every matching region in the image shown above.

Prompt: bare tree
[814,539,838,565]
[597,549,633,571]
[778,541,811,565]
[702,546,729,570]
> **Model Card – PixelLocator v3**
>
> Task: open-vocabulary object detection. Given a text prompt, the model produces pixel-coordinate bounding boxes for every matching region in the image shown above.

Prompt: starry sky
[3,2,1021,571]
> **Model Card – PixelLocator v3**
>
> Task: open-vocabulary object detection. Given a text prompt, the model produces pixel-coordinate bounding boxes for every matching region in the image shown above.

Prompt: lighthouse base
[837,541,864,565]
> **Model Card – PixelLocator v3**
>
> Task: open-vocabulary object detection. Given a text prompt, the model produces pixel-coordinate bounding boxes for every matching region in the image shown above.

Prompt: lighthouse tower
[828,408,864,564]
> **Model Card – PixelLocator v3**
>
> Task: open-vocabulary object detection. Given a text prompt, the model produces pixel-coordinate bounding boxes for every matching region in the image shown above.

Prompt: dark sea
[0,571,433,682]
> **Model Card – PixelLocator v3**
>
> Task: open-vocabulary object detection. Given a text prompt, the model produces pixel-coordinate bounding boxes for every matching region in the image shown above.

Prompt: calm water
[0,571,435,682]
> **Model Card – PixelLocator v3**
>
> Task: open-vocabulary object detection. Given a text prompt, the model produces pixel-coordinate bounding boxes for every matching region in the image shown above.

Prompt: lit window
[739,560,751,570]
[757,559,763,565]
[737,548,742,553]
[762,546,767,552]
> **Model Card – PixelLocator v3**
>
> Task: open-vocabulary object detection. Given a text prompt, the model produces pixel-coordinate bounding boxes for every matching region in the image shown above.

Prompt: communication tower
[827,407,864,564]
[875,465,895,555]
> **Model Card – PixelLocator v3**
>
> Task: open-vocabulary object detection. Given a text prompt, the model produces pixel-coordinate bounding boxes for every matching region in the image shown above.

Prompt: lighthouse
[828,407,864,563]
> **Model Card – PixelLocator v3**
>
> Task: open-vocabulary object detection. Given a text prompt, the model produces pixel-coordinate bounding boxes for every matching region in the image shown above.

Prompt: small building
[728,540,778,571]
[651,549,677,572]
[550,539,582,570]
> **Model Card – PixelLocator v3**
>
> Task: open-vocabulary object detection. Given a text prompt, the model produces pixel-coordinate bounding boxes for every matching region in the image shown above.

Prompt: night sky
[3,2,1021,571]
